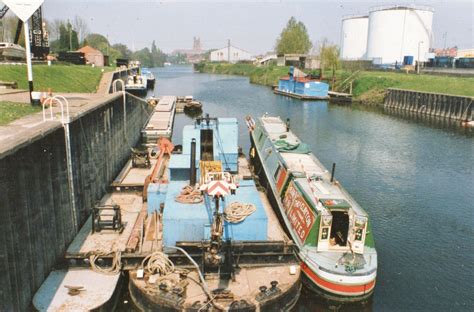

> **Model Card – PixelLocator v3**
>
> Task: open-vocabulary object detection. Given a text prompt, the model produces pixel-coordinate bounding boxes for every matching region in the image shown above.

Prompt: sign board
[3,0,44,22]
[283,181,315,243]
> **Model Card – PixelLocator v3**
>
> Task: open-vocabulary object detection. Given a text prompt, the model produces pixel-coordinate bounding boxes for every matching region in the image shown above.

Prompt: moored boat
[247,114,377,302]
[125,73,148,96]
[274,66,329,100]
[142,68,156,89]
[0,42,26,61]
[129,115,301,311]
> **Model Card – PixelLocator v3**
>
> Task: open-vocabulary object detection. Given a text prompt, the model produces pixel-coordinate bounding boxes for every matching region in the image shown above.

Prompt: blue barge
[274,66,329,100]
[129,115,301,311]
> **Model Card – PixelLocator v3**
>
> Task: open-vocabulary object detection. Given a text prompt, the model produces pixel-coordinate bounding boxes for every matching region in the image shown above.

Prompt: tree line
[274,16,340,73]
[46,16,166,67]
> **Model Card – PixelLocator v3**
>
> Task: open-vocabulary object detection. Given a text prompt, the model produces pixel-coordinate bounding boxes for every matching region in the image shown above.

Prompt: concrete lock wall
[0,94,152,311]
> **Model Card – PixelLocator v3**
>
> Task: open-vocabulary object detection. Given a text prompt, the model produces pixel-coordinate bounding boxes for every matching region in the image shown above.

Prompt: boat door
[200,129,214,161]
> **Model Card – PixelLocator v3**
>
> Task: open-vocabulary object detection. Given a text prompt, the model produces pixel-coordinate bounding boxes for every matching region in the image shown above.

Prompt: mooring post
[190,138,196,186]
[330,163,336,183]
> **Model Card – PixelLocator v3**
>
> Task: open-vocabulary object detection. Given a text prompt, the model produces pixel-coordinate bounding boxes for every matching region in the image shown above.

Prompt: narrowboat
[141,68,156,89]
[142,95,177,142]
[0,42,26,61]
[129,115,301,311]
[247,114,377,302]
[125,74,147,96]
[274,66,329,100]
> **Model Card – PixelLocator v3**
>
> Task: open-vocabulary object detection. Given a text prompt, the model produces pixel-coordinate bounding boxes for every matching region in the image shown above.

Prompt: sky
[2,0,473,54]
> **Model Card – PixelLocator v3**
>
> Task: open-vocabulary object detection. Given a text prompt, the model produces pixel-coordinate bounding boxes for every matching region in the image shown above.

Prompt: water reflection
[131,66,474,311]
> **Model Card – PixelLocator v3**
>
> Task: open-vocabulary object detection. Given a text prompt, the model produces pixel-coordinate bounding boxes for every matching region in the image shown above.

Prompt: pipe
[190,138,196,186]
[330,163,336,183]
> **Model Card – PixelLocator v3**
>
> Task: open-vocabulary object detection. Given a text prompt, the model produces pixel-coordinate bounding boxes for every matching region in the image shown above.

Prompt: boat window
[329,211,349,247]
[258,131,264,143]
[200,129,214,161]
[274,164,281,180]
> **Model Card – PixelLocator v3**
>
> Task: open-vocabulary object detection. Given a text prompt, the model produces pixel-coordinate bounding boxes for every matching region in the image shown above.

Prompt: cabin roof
[258,115,368,217]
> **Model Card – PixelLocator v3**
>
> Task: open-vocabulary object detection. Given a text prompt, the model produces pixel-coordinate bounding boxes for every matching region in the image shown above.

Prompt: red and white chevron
[206,180,230,197]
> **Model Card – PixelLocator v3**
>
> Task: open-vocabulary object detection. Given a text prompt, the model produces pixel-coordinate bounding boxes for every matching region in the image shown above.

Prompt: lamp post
[417,41,424,74]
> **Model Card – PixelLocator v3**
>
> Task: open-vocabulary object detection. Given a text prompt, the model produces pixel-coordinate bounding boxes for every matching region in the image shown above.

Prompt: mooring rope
[224,202,257,223]
[89,250,122,275]
[141,251,175,275]
[175,185,203,204]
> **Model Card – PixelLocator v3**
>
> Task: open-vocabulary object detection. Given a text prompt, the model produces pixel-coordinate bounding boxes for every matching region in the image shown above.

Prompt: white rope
[224,202,257,223]
[89,250,122,275]
[141,252,175,275]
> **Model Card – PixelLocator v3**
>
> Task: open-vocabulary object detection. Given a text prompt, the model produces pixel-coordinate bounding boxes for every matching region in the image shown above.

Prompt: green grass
[196,63,289,87]
[0,101,41,125]
[0,64,108,93]
[353,71,474,97]
[196,63,474,102]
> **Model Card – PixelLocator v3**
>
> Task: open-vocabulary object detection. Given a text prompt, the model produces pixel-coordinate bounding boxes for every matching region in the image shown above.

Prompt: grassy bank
[0,64,108,93]
[0,101,41,125]
[195,63,289,87]
[196,63,474,104]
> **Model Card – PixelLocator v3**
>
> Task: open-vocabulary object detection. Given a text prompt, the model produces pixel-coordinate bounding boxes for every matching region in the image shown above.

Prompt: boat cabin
[278,66,329,98]
[252,116,372,254]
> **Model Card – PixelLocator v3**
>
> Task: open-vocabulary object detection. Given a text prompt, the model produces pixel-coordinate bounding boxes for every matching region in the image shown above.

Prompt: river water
[130,65,473,311]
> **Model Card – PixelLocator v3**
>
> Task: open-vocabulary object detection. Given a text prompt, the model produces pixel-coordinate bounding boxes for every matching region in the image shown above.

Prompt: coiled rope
[224,202,257,223]
[89,250,122,275]
[175,185,203,204]
[141,252,175,275]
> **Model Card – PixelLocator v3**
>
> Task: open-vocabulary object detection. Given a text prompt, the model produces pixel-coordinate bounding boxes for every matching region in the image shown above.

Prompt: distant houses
[171,37,206,64]
[210,45,251,63]
[77,45,106,67]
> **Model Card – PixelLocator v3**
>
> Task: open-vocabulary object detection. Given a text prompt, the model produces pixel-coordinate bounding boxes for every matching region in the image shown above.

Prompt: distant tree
[58,23,68,51]
[72,15,90,44]
[150,40,166,67]
[85,33,108,50]
[275,17,312,55]
[167,53,188,64]
[1,15,21,43]
[318,38,340,77]
[112,43,132,59]
[47,19,63,41]
[132,48,153,67]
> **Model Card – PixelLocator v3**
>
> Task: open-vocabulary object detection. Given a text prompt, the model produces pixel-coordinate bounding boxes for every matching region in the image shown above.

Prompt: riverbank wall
[0,93,152,311]
[384,88,473,121]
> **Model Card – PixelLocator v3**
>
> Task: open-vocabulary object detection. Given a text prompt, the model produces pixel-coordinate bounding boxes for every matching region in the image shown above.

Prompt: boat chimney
[286,118,290,132]
[190,139,197,186]
[330,163,336,183]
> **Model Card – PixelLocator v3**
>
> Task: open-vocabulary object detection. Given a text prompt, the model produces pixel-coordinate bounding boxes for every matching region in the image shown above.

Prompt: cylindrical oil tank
[341,15,369,60]
[366,5,434,64]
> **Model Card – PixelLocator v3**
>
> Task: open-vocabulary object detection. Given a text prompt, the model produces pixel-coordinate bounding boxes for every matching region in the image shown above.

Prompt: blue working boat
[129,115,301,311]
[141,67,156,89]
[274,66,329,100]
[247,114,377,302]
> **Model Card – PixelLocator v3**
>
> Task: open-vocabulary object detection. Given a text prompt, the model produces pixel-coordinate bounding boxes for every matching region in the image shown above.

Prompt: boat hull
[146,79,155,89]
[273,88,329,100]
[301,262,375,302]
[249,133,375,302]
[129,270,301,312]
[126,87,147,96]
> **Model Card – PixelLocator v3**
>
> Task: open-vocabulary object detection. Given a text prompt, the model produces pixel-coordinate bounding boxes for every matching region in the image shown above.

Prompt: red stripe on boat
[301,263,375,294]
[276,167,287,193]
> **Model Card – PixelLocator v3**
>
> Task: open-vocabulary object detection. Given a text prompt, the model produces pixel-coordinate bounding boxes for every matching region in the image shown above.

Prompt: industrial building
[340,15,369,60]
[341,5,434,65]
[210,44,251,63]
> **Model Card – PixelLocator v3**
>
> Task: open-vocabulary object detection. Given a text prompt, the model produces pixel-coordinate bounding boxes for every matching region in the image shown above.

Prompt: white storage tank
[366,5,434,64]
[341,15,369,60]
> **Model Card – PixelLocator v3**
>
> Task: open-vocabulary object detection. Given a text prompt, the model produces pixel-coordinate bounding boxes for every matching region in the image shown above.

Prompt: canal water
[122,65,473,311]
